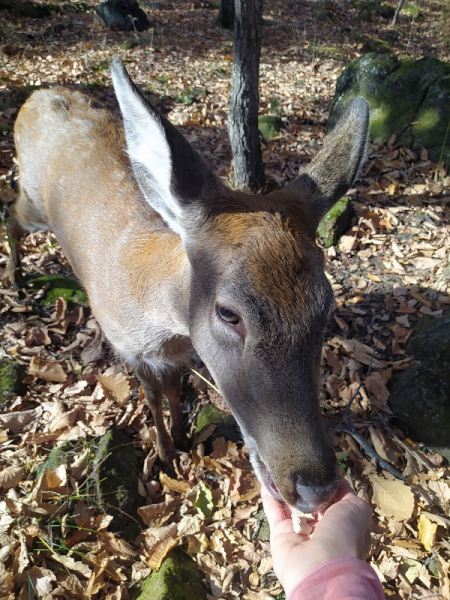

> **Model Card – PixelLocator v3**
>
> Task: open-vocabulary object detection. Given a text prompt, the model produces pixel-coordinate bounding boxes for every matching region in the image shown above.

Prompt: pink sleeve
[287,558,385,600]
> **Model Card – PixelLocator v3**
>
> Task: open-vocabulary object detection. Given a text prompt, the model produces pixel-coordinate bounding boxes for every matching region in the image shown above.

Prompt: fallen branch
[328,422,406,481]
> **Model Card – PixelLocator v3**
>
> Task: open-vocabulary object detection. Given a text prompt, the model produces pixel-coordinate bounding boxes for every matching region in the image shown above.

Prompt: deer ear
[290,97,369,225]
[111,57,221,236]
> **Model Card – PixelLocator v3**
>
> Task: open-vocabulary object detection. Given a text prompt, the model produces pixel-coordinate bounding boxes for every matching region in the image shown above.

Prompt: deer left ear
[289,97,369,225]
[111,57,223,236]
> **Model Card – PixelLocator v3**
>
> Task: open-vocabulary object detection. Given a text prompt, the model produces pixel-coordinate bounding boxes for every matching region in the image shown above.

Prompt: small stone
[0,359,27,406]
[195,403,239,442]
[258,115,284,140]
[136,549,206,600]
[318,196,354,248]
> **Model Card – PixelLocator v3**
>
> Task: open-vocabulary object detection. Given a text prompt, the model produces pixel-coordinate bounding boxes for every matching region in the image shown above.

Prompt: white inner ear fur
[112,69,183,236]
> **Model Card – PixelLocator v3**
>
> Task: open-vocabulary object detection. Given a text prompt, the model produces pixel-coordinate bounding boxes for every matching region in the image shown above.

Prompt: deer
[7,57,369,514]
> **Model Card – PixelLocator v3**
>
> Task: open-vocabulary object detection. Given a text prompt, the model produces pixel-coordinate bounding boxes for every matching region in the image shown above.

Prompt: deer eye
[217,305,240,325]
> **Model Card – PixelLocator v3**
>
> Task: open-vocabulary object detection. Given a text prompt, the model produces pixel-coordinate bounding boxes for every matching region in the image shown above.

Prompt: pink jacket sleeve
[287,558,385,600]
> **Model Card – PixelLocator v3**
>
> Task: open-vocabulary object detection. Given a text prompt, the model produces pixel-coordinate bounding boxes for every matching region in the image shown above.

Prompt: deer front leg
[6,204,25,288]
[160,367,190,452]
[135,363,176,468]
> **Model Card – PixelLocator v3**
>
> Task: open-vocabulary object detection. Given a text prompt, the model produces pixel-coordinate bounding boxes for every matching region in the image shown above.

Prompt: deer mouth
[246,438,338,513]
[264,471,283,502]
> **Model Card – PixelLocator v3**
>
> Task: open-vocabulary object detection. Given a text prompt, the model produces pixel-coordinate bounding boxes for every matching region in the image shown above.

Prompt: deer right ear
[111,57,221,237]
[289,97,369,225]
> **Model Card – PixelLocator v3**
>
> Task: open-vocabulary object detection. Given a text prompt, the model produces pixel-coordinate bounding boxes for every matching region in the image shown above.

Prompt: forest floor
[1,0,450,598]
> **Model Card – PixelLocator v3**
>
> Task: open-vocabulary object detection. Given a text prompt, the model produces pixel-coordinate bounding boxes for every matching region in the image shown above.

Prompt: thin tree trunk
[218,0,234,29]
[391,0,405,28]
[228,0,265,192]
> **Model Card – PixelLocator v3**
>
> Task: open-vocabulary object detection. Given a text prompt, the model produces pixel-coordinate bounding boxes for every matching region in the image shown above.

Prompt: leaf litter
[1,0,450,598]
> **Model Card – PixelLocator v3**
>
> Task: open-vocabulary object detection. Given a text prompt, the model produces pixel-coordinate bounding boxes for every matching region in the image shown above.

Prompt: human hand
[260,479,372,597]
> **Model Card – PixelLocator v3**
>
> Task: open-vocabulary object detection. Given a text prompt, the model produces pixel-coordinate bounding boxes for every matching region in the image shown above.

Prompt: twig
[186,365,221,394]
[329,422,406,481]
[390,0,405,27]
[335,348,406,481]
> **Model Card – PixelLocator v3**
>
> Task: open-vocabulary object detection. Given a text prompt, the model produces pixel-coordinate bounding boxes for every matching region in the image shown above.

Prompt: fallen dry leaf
[0,466,24,490]
[28,356,67,382]
[418,514,438,551]
[97,369,131,404]
[368,474,415,520]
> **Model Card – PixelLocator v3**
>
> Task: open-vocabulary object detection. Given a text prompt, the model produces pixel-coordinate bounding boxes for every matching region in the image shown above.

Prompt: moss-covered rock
[329,53,450,165]
[195,403,239,442]
[28,274,89,307]
[136,549,206,600]
[388,310,450,460]
[258,115,284,140]
[95,429,144,540]
[255,509,270,541]
[118,38,139,50]
[317,196,353,248]
[0,359,27,405]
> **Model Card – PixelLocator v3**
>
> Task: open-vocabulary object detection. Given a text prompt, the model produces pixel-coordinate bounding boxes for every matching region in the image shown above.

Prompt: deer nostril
[296,480,339,513]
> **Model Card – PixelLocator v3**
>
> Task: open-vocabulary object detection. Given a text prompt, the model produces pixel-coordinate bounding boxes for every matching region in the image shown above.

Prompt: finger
[260,485,290,528]
[319,492,372,531]
[333,479,356,502]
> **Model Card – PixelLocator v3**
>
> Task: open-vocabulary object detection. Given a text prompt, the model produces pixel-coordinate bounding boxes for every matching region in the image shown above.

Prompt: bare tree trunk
[228,0,265,192]
[218,0,234,29]
[391,0,405,28]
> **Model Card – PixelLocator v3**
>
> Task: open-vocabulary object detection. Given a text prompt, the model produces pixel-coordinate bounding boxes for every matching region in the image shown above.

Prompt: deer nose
[295,480,339,513]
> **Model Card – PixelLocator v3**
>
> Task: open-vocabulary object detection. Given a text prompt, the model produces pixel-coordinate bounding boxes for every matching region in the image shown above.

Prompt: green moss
[137,549,206,600]
[174,87,206,105]
[258,115,284,140]
[28,274,89,307]
[361,39,390,54]
[317,196,353,248]
[95,429,144,540]
[195,403,238,438]
[402,4,421,18]
[35,441,72,479]
[0,359,27,405]
[118,38,139,50]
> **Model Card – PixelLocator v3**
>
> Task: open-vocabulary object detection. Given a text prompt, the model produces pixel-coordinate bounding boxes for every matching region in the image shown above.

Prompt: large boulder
[388,311,450,460]
[329,53,450,165]
[96,0,151,31]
